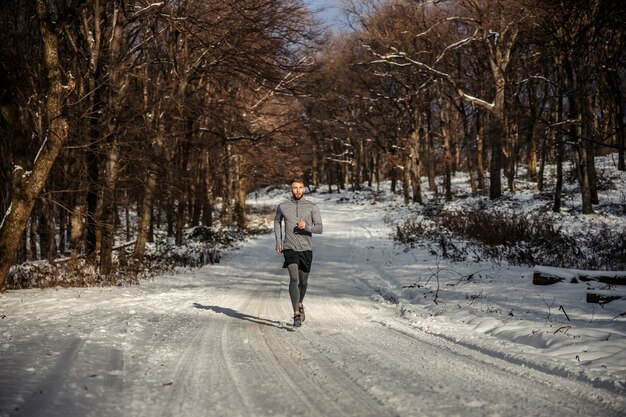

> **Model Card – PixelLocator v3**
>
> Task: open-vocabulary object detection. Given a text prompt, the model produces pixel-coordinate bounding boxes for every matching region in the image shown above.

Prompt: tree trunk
[99,140,120,277]
[70,196,86,271]
[98,1,127,275]
[360,139,369,189]
[426,109,437,192]
[527,133,538,182]
[312,140,319,187]
[554,134,564,213]
[374,152,381,192]
[58,198,67,256]
[526,85,542,182]
[83,2,104,259]
[124,191,130,242]
[133,171,155,259]
[460,102,476,193]
[190,155,202,228]
[553,89,565,212]
[482,22,518,199]
[0,0,70,289]
[572,149,592,213]
[506,123,517,194]
[402,149,410,205]
[175,200,186,246]
[410,127,423,204]
[29,204,39,260]
[337,163,350,190]
[175,117,193,246]
[442,131,452,202]
[537,131,546,192]
[489,71,506,199]
[566,61,593,214]
[235,154,247,228]
[327,162,333,193]
[16,229,27,265]
[610,71,626,171]
[221,140,233,226]
[39,195,57,262]
[476,112,485,190]
[575,132,594,214]
[135,59,163,258]
[587,80,599,205]
[356,138,365,188]
[85,147,100,256]
[202,149,214,228]
[489,118,504,199]
[134,156,158,259]
[440,96,453,202]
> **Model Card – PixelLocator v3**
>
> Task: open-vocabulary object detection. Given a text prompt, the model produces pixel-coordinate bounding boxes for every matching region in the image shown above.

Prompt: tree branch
[457,88,495,111]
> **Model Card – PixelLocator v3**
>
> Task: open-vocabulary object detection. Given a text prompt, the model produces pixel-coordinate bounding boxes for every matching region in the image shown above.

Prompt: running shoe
[299,305,305,322]
[293,313,302,327]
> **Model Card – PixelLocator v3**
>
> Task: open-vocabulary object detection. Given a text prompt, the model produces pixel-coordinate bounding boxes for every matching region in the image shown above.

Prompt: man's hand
[276,246,283,254]
[296,219,306,229]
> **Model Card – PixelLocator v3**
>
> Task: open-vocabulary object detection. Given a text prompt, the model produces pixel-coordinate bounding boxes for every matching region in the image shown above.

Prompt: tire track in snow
[158,312,252,417]
[250,283,396,417]
[302,300,624,416]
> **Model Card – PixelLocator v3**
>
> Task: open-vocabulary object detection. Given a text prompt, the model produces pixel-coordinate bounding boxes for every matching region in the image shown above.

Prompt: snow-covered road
[1,196,624,416]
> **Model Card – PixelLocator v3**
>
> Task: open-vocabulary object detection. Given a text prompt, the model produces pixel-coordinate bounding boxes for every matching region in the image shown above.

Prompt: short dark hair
[291,176,304,185]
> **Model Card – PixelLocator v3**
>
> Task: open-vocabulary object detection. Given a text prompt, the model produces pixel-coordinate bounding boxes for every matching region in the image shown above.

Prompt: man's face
[291,181,305,200]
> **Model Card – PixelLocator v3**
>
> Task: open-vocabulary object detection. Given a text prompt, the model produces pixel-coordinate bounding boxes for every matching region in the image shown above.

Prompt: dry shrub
[5,226,256,290]
[6,255,147,290]
[439,208,576,250]
[5,206,271,290]
[393,206,626,270]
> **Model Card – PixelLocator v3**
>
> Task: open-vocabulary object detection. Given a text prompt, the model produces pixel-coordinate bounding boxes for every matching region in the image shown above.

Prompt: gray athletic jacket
[274,197,323,252]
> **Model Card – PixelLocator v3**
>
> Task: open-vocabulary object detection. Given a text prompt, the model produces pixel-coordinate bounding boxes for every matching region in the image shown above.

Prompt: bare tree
[0,0,77,288]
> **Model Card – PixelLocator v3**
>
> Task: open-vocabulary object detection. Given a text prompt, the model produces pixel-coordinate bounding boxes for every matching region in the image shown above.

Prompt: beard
[292,192,303,200]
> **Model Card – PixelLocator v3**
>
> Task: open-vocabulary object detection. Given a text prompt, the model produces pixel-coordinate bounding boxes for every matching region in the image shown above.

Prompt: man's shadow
[193,303,294,332]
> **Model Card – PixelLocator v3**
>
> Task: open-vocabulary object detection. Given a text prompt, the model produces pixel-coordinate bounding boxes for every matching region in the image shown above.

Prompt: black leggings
[287,264,309,313]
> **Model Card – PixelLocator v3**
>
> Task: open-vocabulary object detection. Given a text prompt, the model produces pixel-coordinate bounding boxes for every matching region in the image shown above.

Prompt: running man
[274,177,323,327]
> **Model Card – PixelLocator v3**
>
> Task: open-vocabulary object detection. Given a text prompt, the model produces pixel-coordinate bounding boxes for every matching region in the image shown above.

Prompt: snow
[534,265,626,280]
[307,188,626,391]
[1,157,625,416]
[32,137,47,167]
[0,202,11,231]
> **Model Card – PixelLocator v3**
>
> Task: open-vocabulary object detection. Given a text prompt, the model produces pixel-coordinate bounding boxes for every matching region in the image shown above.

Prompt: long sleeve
[307,205,323,234]
[273,205,283,248]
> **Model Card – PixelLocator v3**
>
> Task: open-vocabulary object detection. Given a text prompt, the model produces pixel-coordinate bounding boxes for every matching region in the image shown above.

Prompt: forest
[0,0,624,290]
